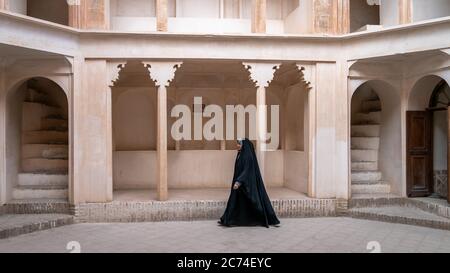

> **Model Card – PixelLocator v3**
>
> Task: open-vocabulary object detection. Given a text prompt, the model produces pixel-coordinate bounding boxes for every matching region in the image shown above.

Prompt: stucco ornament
[243,63,280,88]
[366,0,380,5]
[144,62,182,87]
[66,0,81,5]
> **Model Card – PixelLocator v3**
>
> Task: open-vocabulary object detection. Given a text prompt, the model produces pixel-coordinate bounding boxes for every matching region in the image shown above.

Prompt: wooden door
[407,111,433,197]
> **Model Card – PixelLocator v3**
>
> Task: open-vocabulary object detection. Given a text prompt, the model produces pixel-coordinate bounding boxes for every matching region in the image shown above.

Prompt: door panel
[407,111,433,197]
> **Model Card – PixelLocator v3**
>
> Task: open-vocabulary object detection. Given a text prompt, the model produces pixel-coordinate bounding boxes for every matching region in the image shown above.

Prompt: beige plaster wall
[284,151,308,193]
[374,80,402,195]
[110,0,157,31]
[9,0,26,14]
[6,82,27,202]
[284,0,311,34]
[76,60,112,203]
[112,87,157,151]
[285,84,307,151]
[413,0,450,23]
[380,0,399,27]
[314,62,338,198]
[113,150,284,189]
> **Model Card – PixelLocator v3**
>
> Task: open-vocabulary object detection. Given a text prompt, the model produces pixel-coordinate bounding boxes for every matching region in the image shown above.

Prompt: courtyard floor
[0,217,450,253]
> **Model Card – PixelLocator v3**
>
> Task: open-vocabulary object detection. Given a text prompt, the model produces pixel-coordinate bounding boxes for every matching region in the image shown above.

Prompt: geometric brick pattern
[74,199,338,223]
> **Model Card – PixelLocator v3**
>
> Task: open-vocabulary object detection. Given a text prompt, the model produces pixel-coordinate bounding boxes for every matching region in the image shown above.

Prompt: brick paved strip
[74,199,337,223]
[349,196,407,208]
[350,207,450,231]
[0,214,74,239]
[5,200,71,214]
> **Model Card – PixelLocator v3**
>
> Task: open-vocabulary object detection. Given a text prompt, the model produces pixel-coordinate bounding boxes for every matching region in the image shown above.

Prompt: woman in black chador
[219,138,280,228]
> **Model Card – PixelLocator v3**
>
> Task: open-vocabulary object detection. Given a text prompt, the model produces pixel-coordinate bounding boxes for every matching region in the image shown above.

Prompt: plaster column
[251,0,266,33]
[313,62,338,199]
[145,62,182,201]
[448,106,450,203]
[399,0,412,24]
[0,0,8,10]
[67,0,82,28]
[243,62,280,181]
[156,0,168,32]
[296,64,316,198]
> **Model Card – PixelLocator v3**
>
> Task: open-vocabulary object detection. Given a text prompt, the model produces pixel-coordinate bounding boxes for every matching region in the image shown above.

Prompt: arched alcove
[5,77,69,202]
[350,80,402,196]
[407,75,449,199]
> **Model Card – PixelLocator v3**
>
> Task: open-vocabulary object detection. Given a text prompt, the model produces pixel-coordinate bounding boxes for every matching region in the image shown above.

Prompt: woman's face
[237,142,242,151]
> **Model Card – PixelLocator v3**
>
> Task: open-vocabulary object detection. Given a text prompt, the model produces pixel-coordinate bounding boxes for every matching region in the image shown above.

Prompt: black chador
[219,139,280,228]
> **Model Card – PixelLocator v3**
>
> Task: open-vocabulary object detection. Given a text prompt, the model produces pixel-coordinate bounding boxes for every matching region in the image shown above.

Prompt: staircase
[351,93,391,195]
[12,88,69,201]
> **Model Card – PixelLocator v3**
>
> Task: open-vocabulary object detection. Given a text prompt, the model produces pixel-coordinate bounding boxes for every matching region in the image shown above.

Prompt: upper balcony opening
[8,0,68,26]
[350,0,381,33]
[2,0,449,34]
[109,0,302,35]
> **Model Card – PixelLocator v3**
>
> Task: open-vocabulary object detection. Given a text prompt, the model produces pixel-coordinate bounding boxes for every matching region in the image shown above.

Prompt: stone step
[349,194,405,208]
[22,130,68,145]
[21,158,68,173]
[349,206,450,231]
[408,198,450,220]
[352,171,382,182]
[361,99,381,113]
[22,102,62,132]
[41,118,68,131]
[26,88,49,104]
[351,149,378,162]
[5,199,70,214]
[0,214,73,239]
[351,161,378,171]
[353,111,381,125]
[22,144,68,159]
[18,173,68,187]
[12,186,68,200]
[351,137,380,150]
[351,124,380,137]
[351,182,391,194]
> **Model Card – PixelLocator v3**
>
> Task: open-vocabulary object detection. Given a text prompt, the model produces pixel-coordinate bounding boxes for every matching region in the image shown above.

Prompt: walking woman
[219,138,280,228]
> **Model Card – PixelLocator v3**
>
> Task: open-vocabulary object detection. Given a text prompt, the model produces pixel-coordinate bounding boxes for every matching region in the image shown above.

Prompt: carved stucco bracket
[243,62,281,88]
[66,0,81,6]
[107,61,127,87]
[296,63,315,90]
[143,61,183,87]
